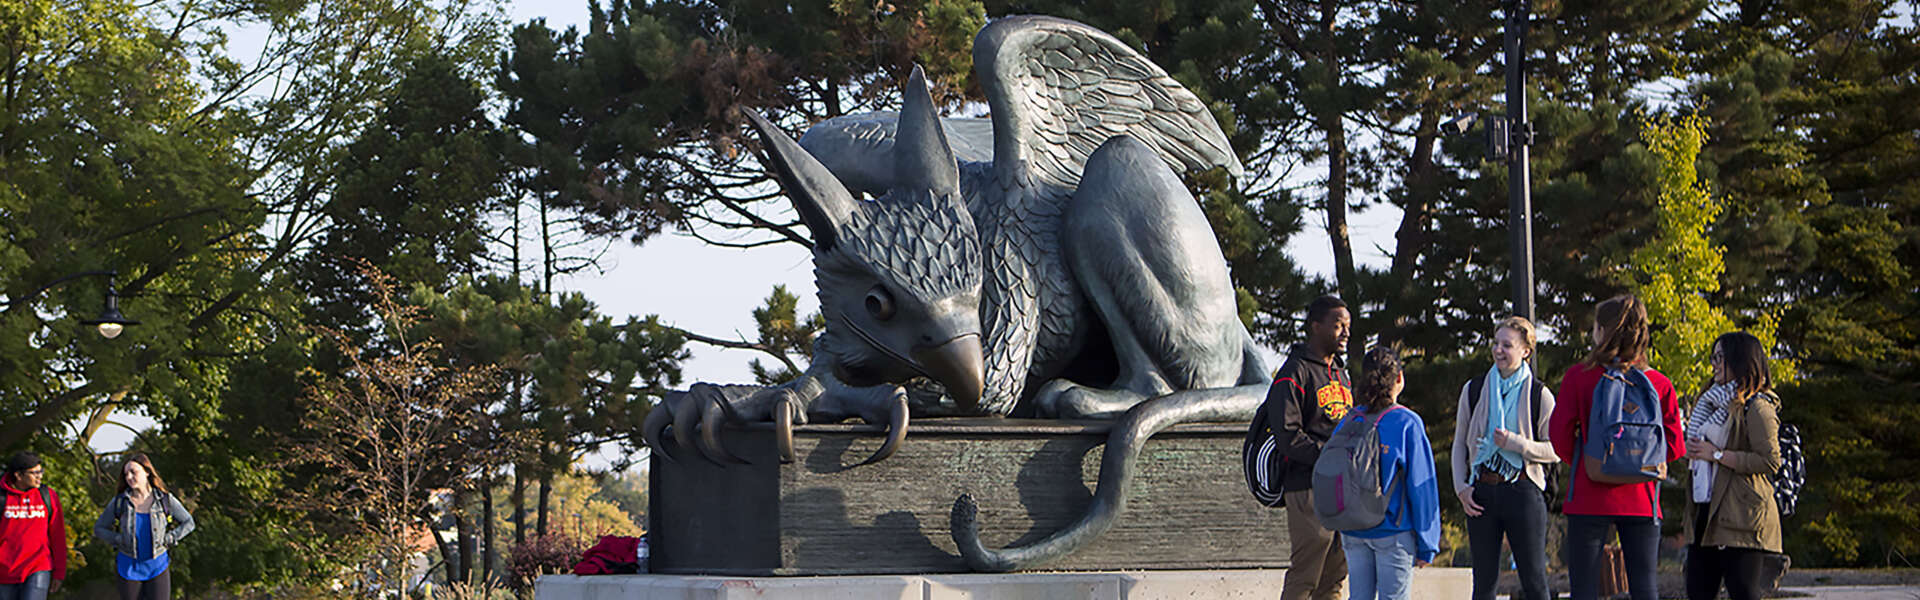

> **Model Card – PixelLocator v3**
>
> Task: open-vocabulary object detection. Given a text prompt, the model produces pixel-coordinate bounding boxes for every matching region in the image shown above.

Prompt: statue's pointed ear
[893,65,960,197]
[746,110,860,250]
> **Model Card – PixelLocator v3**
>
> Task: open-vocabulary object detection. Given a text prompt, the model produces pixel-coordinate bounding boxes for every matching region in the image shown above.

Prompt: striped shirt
[1688,382,1734,503]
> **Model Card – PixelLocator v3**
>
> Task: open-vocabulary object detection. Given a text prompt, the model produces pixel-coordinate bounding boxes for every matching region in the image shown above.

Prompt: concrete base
[537,568,1474,599]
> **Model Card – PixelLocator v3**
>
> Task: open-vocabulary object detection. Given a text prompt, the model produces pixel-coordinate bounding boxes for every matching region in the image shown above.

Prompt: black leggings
[1565,514,1661,600]
[1688,504,1772,600]
[116,569,170,600]
[1466,478,1551,600]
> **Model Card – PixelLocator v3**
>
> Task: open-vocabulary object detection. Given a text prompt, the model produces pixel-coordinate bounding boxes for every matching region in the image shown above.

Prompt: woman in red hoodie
[1549,295,1685,600]
[0,452,66,600]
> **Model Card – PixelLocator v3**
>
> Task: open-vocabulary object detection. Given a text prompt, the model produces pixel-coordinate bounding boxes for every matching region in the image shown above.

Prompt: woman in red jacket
[1548,295,1685,600]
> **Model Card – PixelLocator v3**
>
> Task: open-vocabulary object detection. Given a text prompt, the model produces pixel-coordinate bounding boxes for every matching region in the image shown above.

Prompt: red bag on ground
[573,535,641,575]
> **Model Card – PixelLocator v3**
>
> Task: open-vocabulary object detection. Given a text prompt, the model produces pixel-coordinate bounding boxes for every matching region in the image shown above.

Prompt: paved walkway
[1783,585,1920,599]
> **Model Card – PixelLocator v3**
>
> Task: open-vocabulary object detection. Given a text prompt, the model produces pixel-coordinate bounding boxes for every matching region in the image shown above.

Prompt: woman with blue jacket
[93,454,193,600]
[1335,347,1442,600]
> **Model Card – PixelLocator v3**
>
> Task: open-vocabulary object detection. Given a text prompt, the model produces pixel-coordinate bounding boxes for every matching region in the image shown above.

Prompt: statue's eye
[865,287,896,320]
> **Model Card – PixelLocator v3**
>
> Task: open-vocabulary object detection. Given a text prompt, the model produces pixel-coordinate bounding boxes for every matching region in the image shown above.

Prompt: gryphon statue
[643,15,1273,572]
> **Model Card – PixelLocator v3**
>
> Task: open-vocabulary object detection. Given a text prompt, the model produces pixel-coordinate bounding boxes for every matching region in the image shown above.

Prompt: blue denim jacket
[92,490,194,558]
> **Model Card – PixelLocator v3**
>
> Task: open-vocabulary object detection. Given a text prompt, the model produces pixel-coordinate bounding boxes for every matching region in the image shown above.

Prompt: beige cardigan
[1451,376,1560,494]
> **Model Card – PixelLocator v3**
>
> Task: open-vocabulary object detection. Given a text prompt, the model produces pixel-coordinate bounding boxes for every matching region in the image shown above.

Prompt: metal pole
[1505,0,1536,322]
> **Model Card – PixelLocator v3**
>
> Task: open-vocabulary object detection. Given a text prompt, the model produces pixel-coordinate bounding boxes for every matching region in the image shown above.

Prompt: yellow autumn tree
[1632,114,1797,395]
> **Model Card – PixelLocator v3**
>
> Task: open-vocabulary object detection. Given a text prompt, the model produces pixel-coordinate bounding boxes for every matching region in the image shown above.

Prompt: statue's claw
[641,401,678,464]
[670,392,704,463]
[698,394,749,465]
[775,402,797,464]
[858,392,911,466]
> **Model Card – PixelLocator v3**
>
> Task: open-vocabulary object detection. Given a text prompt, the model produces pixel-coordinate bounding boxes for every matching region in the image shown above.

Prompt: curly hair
[1358,346,1403,412]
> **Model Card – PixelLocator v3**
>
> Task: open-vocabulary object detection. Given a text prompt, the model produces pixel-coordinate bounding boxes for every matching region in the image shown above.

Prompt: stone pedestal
[650,419,1288,575]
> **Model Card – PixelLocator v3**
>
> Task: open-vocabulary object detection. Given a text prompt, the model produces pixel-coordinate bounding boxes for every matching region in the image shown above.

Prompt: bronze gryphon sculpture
[643,15,1273,572]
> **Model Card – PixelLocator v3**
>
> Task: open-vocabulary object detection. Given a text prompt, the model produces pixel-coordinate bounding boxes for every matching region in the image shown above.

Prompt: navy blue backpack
[1580,366,1668,484]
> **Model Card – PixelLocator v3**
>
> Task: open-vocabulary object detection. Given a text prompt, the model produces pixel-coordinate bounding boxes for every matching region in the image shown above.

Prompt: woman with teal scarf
[1449,316,1559,600]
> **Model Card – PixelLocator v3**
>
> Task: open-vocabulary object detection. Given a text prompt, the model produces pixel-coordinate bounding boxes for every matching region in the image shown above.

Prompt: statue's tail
[949,383,1265,572]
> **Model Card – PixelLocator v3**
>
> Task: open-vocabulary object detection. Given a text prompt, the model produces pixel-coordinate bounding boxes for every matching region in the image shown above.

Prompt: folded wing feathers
[989,18,1241,190]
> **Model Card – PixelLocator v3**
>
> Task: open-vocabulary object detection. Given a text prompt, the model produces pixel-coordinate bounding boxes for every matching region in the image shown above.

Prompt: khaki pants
[1282,489,1346,600]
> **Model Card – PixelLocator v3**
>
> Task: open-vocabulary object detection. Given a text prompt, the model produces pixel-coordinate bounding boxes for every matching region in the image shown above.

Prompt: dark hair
[1583,294,1653,367]
[1357,346,1403,412]
[115,453,169,497]
[5,452,39,475]
[1712,331,1772,401]
[1305,295,1347,329]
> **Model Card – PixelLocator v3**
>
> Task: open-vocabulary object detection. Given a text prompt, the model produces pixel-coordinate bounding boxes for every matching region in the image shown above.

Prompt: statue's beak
[912,334,985,412]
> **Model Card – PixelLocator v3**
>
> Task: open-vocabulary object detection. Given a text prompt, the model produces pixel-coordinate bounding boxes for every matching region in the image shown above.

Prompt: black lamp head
[78,275,138,339]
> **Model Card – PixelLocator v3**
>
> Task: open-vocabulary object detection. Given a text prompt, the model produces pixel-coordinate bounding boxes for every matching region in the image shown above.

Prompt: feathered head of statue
[744,66,986,410]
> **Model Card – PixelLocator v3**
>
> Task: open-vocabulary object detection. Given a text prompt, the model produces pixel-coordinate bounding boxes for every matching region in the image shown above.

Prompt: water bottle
[636,534,650,573]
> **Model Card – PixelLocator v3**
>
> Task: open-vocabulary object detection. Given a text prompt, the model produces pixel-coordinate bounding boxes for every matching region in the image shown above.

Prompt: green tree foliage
[1778,376,1920,566]
[1682,0,1919,381]
[420,276,688,471]
[1631,114,1794,393]
[1632,114,1723,392]
[747,285,825,385]
[416,274,685,556]
[1677,0,1920,565]
[495,0,986,249]
[1,0,1912,585]
[297,52,513,337]
[494,0,1324,346]
[0,0,284,453]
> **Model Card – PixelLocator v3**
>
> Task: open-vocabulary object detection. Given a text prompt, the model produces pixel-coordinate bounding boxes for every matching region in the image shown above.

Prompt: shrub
[505,533,587,590]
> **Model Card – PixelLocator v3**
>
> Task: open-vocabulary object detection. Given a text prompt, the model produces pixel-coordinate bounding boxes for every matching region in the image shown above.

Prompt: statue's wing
[976,15,1242,189]
[799,111,995,197]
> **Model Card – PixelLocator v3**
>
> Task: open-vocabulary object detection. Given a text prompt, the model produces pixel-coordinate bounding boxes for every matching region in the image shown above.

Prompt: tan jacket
[1451,376,1559,495]
[1685,390,1783,552]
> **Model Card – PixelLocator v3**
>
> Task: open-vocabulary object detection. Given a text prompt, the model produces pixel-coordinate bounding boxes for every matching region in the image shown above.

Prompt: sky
[88,0,1406,460]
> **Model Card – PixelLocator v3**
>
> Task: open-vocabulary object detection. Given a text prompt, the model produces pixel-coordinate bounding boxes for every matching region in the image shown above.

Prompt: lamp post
[1446,0,1536,323]
[1503,0,1536,323]
[2,270,141,339]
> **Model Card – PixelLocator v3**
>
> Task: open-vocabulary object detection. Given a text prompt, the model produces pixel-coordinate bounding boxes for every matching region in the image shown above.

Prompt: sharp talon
[671,397,703,464]
[699,395,749,465]
[858,393,910,466]
[642,404,678,464]
[775,403,797,464]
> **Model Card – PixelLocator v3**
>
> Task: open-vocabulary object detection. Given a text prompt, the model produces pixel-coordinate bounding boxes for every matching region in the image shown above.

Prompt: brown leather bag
[1597,543,1628,598]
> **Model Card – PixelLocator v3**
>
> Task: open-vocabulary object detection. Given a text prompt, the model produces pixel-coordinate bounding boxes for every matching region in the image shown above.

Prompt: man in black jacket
[1264,295,1353,600]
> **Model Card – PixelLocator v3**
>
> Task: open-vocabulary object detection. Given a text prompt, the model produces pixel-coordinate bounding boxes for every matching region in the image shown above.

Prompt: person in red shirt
[0,452,67,600]
[1548,295,1685,600]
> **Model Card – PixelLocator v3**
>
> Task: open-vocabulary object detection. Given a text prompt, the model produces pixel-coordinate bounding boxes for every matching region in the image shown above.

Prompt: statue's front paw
[643,383,804,466]
[1032,379,1146,420]
[807,385,911,466]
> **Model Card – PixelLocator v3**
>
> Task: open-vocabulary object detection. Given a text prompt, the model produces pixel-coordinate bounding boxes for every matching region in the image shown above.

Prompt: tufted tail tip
[950,493,1013,572]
